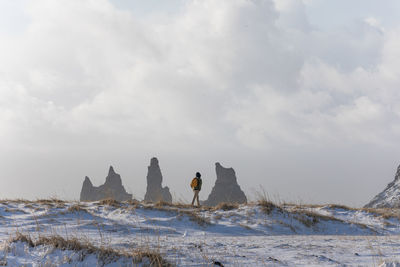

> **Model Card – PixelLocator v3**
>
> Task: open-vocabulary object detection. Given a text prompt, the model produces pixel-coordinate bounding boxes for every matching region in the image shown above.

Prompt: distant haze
[1,0,400,207]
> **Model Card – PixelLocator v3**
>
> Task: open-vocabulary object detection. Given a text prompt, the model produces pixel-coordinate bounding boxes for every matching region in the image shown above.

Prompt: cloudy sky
[1,0,400,206]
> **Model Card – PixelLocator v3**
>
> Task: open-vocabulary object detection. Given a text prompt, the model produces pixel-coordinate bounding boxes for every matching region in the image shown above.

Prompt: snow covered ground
[0,199,400,266]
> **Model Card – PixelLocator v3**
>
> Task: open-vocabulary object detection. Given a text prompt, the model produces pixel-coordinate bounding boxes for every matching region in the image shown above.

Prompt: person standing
[191,172,202,207]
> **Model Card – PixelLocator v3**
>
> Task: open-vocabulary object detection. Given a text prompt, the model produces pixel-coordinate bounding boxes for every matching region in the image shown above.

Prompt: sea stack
[80,166,132,202]
[204,162,247,206]
[144,157,172,203]
[365,164,400,208]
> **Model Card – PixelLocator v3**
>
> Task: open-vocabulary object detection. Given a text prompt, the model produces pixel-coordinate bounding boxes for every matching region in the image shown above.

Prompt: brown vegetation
[98,199,121,207]
[183,210,211,227]
[291,210,342,227]
[67,204,88,213]
[326,204,355,211]
[361,207,400,220]
[258,199,282,215]
[125,199,140,206]
[8,233,172,266]
[213,202,239,211]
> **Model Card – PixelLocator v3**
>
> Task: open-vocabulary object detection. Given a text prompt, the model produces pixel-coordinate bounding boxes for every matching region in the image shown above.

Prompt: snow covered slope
[0,199,400,266]
[365,165,400,208]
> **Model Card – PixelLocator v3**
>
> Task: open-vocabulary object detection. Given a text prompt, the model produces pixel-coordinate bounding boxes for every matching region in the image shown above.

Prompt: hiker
[191,172,202,207]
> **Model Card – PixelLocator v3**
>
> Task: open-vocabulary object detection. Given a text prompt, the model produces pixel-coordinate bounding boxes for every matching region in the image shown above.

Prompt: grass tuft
[186,211,211,227]
[214,202,239,211]
[98,199,121,207]
[326,204,355,211]
[8,233,172,266]
[67,204,88,213]
[361,208,400,220]
[255,186,283,214]
[258,199,282,215]
[11,232,35,247]
[125,199,140,206]
[154,201,174,208]
[291,209,342,227]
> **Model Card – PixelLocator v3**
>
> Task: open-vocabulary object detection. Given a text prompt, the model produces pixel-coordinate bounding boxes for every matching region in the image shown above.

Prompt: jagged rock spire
[204,162,247,206]
[144,157,172,203]
[109,166,115,174]
[83,176,92,185]
[80,166,132,202]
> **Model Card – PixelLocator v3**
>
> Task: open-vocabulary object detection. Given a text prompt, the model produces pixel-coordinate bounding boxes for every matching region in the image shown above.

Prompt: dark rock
[144,157,172,203]
[365,164,400,208]
[268,257,280,262]
[80,166,132,202]
[212,261,224,267]
[204,163,247,206]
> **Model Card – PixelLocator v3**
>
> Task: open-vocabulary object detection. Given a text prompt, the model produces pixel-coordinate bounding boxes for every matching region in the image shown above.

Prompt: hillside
[365,165,400,208]
[0,199,399,266]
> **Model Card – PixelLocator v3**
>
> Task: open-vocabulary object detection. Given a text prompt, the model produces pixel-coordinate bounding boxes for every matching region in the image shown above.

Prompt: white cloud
[1,0,399,149]
[0,0,400,204]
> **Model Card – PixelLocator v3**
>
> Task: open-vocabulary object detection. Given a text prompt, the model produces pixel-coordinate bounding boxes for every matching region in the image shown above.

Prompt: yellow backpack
[190,178,198,189]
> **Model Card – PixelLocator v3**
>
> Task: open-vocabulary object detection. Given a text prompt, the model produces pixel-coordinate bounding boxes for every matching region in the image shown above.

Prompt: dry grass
[3,208,27,214]
[255,186,283,215]
[256,199,363,228]
[174,209,211,227]
[283,203,324,209]
[144,199,377,231]
[0,198,67,212]
[153,201,175,208]
[124,199,140,206]
[287,204,400,229]
[142,201,212,212]
[8,233,172,266]
[258,199,282,215]
[67,204,88,213]
[36,198,66,206]
[153,201,195,210]
[326,204,355,211]
[184,211,211,227]
[135,202,212,227]
[133,251,172,266]
[0,198,70,206]
[213,202,239,211]
[291,209,343,227]
[98,199,121,207]
[11,232,35,247]
[285,203,356,211]
[154,201,209,210]
[0,199,31,205]
[361,208,400,220]
[279,203,378,229]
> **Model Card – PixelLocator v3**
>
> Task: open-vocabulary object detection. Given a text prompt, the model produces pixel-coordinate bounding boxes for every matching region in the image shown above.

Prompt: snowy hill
[365,165,400,208]
[0,199,400,266]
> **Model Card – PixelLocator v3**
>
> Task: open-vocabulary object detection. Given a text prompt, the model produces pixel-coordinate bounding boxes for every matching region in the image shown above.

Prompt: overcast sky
[1,0,400,206]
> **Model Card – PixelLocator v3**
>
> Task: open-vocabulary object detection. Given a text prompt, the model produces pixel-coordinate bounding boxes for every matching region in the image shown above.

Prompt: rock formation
[204,162,247,206]
[144,157,172,203]
[80,166,132,202]
[365,164,400,208]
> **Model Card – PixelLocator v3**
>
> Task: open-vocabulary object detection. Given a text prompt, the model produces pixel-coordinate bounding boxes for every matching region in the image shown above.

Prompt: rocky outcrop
[365,165,400,208]
[204,162,247,206]
[80,166,132,202]
[144,157,172,203]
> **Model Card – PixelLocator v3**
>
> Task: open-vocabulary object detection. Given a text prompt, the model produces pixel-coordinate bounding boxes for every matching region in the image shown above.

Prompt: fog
[1,0,400,207]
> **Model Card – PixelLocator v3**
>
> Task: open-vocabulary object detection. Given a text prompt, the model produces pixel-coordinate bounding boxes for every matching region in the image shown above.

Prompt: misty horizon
[1,0,400,207]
